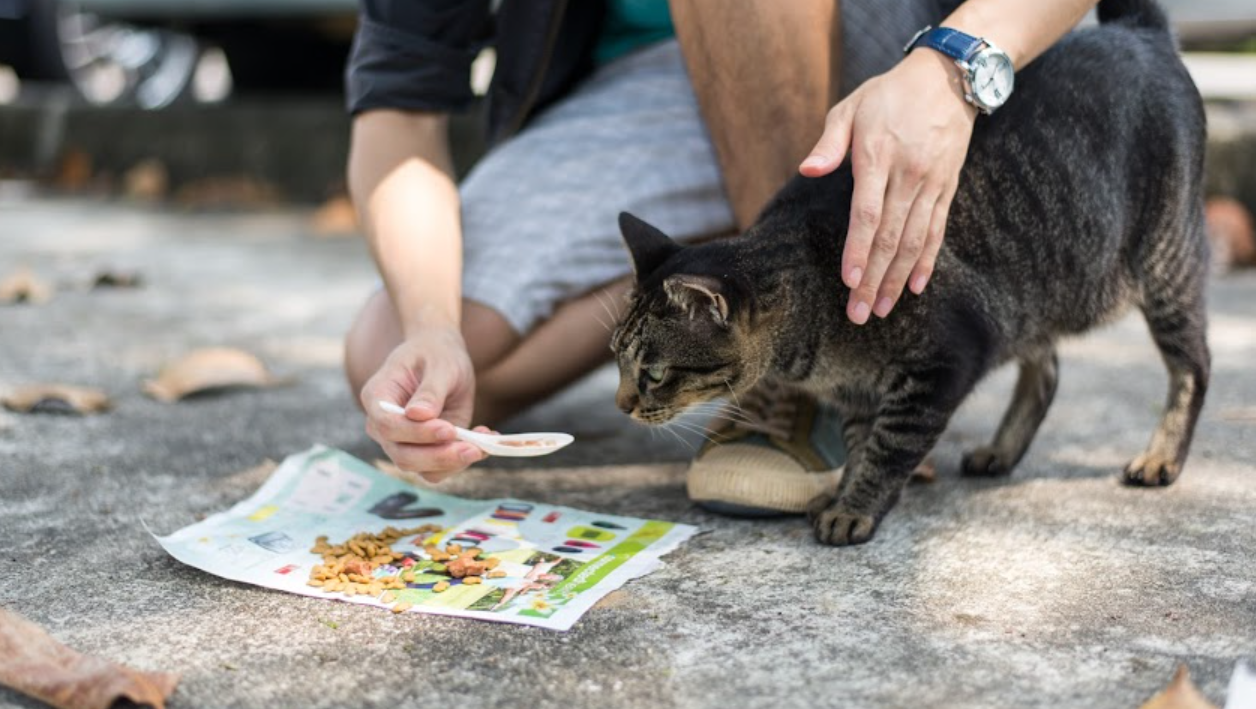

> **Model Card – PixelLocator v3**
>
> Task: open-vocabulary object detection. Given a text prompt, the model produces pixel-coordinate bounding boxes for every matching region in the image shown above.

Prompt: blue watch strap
[906,26,984,63]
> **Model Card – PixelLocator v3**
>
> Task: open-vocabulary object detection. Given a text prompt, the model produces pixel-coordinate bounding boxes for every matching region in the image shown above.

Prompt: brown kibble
[463,576,482,585]
[446,544,462,555]
[343,560,372,577]
[380,591,396,604]
[392,602,412,614]
[432,581,449,593]
[488,570,506,579]
[446,556,487,579]
[484,558,500,570]
[307,579,324,587]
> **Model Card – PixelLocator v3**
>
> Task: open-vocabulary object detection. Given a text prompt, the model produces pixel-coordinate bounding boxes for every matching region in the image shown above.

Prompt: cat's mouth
[632,407,679,425]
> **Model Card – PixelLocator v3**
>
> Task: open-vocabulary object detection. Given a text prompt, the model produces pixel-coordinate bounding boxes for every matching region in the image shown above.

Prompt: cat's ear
[663,274,730,326]
[619,212,680,278]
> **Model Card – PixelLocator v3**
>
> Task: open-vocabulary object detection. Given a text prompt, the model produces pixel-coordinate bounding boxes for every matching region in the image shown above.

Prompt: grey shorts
[460,2,942,335]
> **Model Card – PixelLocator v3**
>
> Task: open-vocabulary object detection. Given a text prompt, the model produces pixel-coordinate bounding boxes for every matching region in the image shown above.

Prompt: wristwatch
[904,26,1015,114]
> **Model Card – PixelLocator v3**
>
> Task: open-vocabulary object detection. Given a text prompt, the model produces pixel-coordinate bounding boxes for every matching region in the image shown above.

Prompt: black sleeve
[345,0,492,116]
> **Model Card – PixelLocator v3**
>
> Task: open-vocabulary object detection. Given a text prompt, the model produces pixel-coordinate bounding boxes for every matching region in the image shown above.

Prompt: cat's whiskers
[592,290,622,334]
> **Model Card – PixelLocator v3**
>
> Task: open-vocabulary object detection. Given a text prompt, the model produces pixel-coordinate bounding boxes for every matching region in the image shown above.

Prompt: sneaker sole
[687,459,844,516]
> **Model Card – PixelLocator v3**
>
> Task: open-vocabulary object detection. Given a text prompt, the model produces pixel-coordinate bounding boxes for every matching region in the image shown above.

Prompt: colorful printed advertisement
[154,446,697,631]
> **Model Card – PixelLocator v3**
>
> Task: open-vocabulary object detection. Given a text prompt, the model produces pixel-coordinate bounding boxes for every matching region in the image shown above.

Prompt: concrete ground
[1,197,1254,709]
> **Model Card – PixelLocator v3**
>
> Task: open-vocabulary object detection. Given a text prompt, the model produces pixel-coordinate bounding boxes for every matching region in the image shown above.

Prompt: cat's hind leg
[961,348,1059,477]
[1125,247,1210,486]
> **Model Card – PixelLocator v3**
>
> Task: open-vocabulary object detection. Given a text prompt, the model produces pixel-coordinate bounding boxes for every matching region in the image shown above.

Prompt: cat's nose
[616,390,638,415]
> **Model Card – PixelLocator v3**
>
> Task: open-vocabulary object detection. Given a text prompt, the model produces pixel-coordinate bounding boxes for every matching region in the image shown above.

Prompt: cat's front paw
[1123,452,1181,487]
[807,494,878,547]
[961,446,1014,477]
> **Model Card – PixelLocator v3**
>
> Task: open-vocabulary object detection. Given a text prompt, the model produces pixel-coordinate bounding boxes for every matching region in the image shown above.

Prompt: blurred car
[0,0,354,107]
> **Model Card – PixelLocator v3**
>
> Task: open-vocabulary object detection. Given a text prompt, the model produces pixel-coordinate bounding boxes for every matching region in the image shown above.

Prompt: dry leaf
[1218,408,1256,423]
[143,348,289,402]
[123,159,169,202]
[54,149,93,192]
[0,267,53,304]
[0,607,179,709]
[309,194,359,237]
[1139,665,1218,709]
[91,270,144,289]
[1,384,111,415]
[374,458,427,487]
[174,176,280,210]
[1205,197,1255,271]
[220,459,280,488]
[911,456,937,484]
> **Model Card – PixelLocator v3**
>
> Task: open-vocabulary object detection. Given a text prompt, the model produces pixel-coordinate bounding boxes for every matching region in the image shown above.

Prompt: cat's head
[611,213,774,424]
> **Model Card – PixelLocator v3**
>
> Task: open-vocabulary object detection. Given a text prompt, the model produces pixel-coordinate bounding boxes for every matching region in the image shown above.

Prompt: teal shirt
[594,0,676,65]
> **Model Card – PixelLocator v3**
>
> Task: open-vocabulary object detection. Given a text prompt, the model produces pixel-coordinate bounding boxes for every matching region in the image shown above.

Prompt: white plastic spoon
[377,400,574,457]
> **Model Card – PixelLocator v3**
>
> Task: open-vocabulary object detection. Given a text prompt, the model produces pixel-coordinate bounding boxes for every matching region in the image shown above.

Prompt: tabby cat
[610,0,1209,546]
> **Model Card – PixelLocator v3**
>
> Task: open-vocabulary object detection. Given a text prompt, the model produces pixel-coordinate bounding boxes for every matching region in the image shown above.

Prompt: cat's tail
[1097,0,1171,32]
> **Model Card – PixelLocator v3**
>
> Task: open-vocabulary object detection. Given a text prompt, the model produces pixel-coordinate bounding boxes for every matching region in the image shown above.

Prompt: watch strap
[906,26,984,64]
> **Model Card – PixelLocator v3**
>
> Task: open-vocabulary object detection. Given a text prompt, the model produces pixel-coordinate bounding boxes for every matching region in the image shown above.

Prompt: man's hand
[360,326,487,483]
[800,49,977,324]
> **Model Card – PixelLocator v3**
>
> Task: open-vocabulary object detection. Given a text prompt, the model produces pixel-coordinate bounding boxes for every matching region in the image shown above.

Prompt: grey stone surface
[0,198,1254,709]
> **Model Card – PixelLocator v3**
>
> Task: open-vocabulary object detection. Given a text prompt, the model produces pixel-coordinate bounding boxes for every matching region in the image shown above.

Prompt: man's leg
[671,0,841,227]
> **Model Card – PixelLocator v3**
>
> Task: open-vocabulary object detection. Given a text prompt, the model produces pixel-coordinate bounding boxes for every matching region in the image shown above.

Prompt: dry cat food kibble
[497,439,556,448]
[306,526,510,614]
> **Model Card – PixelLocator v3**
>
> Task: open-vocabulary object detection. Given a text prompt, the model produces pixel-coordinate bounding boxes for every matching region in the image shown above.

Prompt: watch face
[971,50,1014,109]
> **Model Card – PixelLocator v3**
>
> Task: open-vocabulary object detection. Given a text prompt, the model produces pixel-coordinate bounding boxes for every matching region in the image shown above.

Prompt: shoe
[686,380,846,516]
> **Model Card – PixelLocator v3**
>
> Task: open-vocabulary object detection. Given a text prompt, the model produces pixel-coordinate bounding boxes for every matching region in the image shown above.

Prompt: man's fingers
[385,441,485,482]
[367,415,456,446]
[405,365,452,421]
[910,193,954,295]
[874,190,938,317]
[848,174,918,324]
[801,101,855,177]
[842,155,889,291]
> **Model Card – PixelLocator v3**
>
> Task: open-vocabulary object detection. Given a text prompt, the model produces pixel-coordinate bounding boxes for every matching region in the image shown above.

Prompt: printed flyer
[154,446,697,631]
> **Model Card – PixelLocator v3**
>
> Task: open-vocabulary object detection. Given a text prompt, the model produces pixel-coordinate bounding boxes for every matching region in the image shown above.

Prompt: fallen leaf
[0,607,179,709]
[0,267,53,304]
[219,459,279,488]
[911,457,937,484]
[374,458,427,487]
[1205,197,1255,271]
[143,347,290,402]
[122,159,169,202]
[1218,407,1256,423]
[174,176,280,210]
[91,270,144,289]
[54,149,93,192]
[1139,665,1218,709]
[309,194,358,237]
[1,384,111,415]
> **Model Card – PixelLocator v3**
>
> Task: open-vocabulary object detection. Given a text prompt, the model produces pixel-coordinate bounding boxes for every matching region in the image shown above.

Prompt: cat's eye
[644,364,668,384]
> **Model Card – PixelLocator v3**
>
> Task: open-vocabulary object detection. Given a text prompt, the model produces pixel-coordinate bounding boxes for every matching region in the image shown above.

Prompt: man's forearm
[348,110,463,337]
[941,0,1099,69]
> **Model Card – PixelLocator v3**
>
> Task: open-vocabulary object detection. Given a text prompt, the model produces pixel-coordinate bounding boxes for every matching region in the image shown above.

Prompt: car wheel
[20,0,199,108]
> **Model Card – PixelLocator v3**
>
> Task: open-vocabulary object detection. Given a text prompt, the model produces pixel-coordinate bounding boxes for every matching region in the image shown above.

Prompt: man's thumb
[405,374,449,421]
[800,103,854,177]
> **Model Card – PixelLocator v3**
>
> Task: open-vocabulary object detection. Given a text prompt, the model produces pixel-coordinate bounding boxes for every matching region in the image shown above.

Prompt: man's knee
[343,292,520,408]
[344,290,401,407]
